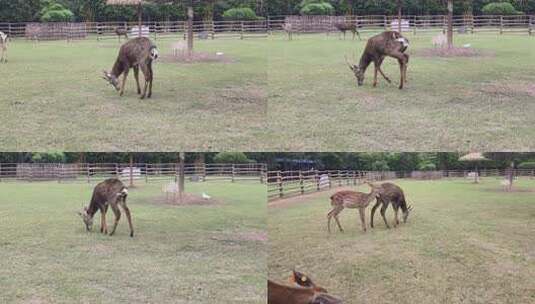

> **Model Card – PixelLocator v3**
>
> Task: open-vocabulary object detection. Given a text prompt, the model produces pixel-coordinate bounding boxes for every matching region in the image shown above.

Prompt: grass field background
[267,33,535,150]
[0,37,267,151]
[0,180,266,304]
[268,178,535,304]
[1,33,535,151]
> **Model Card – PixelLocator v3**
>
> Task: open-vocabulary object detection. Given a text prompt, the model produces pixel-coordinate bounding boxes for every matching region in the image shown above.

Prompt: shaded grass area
[0,38,267,151]
[268,178,535,304]
[0,181,266,303]
[266,33,535,150]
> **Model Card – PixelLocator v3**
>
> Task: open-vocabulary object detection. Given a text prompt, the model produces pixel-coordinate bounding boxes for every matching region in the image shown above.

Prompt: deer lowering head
[102,37,158,99]
[345,31,410,89]
[77,178,133,237]
[368,182,413,229]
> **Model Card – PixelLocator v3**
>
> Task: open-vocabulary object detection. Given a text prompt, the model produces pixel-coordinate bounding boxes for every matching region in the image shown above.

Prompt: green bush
[518,161,535,169]
[31,152,66,163]
[40,2,74,22]
[222,7,258,20]
[481,2,521,15]
[371,160,390,171]
[418,162,437,171]
[300,2,334,15]
[213,152,253,164]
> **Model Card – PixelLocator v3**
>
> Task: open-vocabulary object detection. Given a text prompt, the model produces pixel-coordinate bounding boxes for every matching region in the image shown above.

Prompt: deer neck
[358,53,372,75]
[111,59,126,78]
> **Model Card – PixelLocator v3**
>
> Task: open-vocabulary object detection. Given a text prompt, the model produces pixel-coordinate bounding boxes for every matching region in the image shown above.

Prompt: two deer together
[327,182,413,233]
[346,31,410,89]
[268,270,342,304]
[0,31,8,63]
[77,178,134,237]
[102,37,158,99]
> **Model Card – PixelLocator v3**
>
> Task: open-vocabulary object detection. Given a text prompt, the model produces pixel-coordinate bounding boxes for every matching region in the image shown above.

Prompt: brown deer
[327,183,380,233]
[115,27,128,42]
[77,178,134,237]
[333,22,360,40]
[102,37,158,99]
[268,271,342,304]
[368,182,413,229]
[0,31,8,63]
[282,22,294,41]
[345,31,409,89]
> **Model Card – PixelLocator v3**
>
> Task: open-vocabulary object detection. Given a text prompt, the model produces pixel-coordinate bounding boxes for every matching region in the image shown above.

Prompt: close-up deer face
[345,57,364,86]
[77,207,93,231]
[289,270,328,293]
[102,71,120,91]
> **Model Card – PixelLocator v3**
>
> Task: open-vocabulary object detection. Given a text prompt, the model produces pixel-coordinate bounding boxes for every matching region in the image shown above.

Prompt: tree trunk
[178,152,185,203]
[129,154,134,188]
[187,6,194,56]
[447,0,453,48]
[397,0,402,33]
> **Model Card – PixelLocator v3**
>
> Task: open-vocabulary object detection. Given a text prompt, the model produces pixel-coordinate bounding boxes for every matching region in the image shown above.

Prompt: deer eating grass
[334,22,361,40]
[0,31,8,63]
[115,27,128,43]
[345,31,409,89]
[368,182,412,229]
[327,183,380,233]
[268,271,342,304]
[77,178,134,237]
[102,37,158,99]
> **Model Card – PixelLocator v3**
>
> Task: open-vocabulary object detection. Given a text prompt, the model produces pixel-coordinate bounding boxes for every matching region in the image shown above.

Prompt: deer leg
[358,208,367,232]
[119,198,134,237]
[139,64,149,99]
[393,206,400,227]
[99,208,107,234]
[120,69,129,96]
[376,58,391,83]
[327,206,343,233]
[370,200,381,228]
[373,61,379,87]
[108,203,121,236]
[133,66,141,94]
[380,203,391,229]
[102,205,108,233]
[147,63,153,99]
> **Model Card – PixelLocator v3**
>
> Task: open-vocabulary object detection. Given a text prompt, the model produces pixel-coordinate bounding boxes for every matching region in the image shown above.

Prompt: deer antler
[344,55,355,71]
[407,204,413,211]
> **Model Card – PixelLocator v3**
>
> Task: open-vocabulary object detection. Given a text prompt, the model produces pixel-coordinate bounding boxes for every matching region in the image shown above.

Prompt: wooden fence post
[315,170,320,191]
[87,164,90,183]
[529,15,533,36]
[500,16,503,34]
[278,171,283,198]
[231,164,236,182]
[145,163,148,183]
[300,171,304,195]
[240,21,244,40]
[384,16,388,30]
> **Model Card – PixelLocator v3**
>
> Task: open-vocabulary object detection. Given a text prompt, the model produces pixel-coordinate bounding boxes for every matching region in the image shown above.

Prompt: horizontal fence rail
[0,15,533,41]
[0,163,267,184]
[267,169,535,201]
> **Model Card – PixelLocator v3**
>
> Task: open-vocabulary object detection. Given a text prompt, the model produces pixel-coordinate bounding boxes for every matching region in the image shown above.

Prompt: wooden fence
[268,168,535,201]
[0,15,533,41]
[0,163,267,184]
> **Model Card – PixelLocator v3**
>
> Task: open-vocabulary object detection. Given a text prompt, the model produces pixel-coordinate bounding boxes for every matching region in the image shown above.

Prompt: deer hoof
[130,232,134,237]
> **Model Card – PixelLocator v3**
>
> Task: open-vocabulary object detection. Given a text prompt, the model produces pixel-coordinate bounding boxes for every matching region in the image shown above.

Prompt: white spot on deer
[396,37,409,48]
[150,48,159,60]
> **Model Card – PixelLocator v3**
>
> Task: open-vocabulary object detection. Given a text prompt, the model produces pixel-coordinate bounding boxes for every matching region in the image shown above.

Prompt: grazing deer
[268,271,342,304]
[282,22,294,41]
[333,22,361,40]
[77,178,134,237]
[115,27,128,42]
[102,37,158,99]
[345,31,409,89]
[327,183,380,233]
[0,31,8,63]
[368,182,413,229]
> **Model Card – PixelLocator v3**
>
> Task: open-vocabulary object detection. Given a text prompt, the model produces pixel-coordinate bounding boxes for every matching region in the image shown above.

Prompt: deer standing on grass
[282,22,294,41]
[334,22,361,40]
[268,271,342,304]
[327,183,380,233]
[368,182,413,229]
[115,27,128,42]
[77,178,134,237]
[345,31,409,89]
[102,37,158,99]
[0,31,8,63]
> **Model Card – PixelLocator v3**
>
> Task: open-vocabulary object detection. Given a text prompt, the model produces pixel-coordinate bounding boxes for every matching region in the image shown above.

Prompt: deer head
[403,204,413,223]
[77,206,93,231]
[102,71,120,91]
[345,56,364,86]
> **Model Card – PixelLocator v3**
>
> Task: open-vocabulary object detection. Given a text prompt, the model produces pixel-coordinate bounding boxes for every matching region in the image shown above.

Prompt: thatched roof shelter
[459,152,491,183]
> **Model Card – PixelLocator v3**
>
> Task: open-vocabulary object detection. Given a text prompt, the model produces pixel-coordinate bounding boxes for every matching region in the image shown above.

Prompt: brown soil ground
[416,47,492,57]
[152,192,221,206]
[160,51,234,64]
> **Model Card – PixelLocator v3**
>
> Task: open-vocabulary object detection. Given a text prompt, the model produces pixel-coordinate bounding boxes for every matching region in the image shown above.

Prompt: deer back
[89,178,127,210]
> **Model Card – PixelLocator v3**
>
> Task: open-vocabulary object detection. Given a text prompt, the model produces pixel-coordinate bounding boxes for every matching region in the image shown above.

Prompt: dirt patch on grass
[89,243,113,255]
[210,230,267,245]
[160,52,234,64]
[480,81,535,98]
[152,193,221,206]
[416,47,491,58]
[20,296,49,304]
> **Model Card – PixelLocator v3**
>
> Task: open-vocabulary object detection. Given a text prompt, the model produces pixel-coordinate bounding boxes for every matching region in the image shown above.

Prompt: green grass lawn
[0,37,268,151]
[0,180,266,304]
[268,178,535,304]
[266,32,535,151]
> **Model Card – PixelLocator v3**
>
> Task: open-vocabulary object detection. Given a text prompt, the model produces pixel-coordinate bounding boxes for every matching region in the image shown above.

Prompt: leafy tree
[40,1,74,22]
[482,2,521,15]
[222,7,259,20]
[213,152,253,163]
[30,152,66,163]
[299,0,335,15]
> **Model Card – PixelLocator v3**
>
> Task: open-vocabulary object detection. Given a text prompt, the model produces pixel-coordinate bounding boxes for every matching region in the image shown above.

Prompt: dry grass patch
[480,81,535,98]
[160,51,234,64]
[416,47,491,57]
